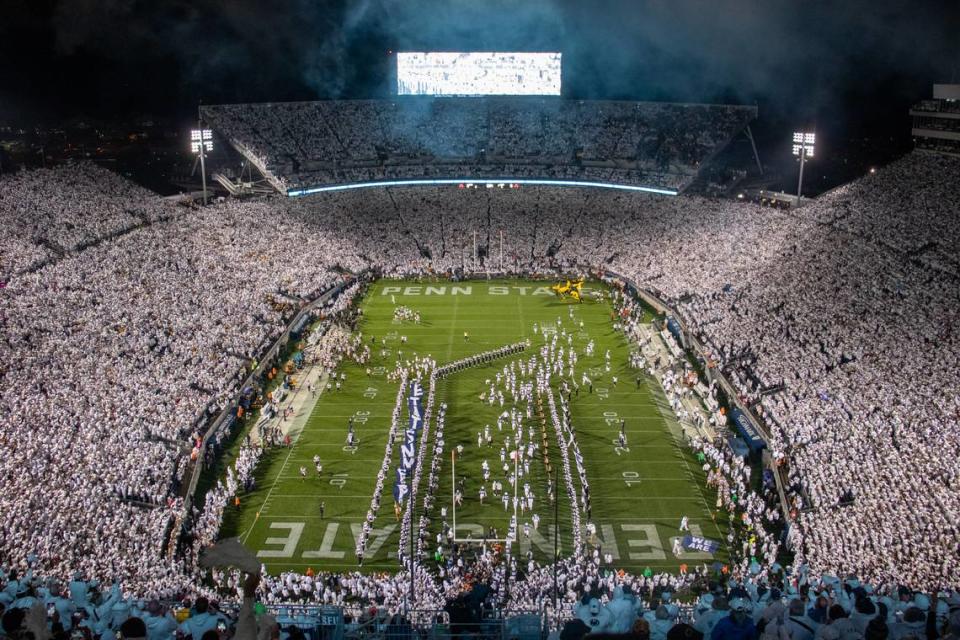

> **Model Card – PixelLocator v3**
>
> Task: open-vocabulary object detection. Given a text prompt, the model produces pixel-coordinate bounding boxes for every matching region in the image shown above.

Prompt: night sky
[1,0,957,148]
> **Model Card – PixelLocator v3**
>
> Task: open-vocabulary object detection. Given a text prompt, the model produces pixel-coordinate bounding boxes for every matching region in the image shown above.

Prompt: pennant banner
[393,380,424,504]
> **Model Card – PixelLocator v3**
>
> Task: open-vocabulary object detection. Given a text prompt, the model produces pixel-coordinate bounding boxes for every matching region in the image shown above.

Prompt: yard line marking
[282,443,392,448]
[591,476,699,481]
[299,420,393,424]
[258,515,369,520]
[273,458,387,463]
[445,294,460,361]
[590,496,706,500]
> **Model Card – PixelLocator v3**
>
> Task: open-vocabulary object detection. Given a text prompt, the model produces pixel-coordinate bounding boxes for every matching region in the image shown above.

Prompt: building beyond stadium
[911,84,960,156]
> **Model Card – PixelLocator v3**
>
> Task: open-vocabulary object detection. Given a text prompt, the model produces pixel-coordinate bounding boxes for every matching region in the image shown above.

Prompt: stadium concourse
[1,151,960,637]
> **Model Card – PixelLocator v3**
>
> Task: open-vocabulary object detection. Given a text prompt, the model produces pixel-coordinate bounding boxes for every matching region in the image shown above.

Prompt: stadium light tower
[191,128,214,205]
[792,131,815,207]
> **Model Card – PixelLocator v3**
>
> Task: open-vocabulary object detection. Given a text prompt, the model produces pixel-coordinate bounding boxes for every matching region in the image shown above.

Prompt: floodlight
[190,128,214,204]
[190,129,214,154]
[791,131,816,206]
[792,131,815,156]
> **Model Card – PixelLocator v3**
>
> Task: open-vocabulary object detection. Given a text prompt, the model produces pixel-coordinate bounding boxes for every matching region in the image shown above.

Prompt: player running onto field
[672,537,684,556]
[346,424,356,447]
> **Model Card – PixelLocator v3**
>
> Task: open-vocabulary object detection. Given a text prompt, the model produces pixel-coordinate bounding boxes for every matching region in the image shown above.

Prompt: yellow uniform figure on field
[552,277,585,302]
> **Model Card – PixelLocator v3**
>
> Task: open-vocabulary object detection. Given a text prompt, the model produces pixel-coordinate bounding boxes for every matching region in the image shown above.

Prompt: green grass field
[220,278,728,575]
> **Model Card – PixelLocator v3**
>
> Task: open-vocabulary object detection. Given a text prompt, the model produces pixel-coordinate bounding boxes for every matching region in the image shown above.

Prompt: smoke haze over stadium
[1,0,957,135]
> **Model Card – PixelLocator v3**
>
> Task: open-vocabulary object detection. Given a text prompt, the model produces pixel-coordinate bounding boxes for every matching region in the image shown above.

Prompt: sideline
[241,369,330,543]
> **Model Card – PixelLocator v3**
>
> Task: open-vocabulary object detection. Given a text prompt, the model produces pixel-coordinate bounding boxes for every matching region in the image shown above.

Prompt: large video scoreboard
[396,52,562,97]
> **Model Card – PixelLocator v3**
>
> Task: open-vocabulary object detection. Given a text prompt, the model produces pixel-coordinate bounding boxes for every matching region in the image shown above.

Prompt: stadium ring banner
[287,178,679,197]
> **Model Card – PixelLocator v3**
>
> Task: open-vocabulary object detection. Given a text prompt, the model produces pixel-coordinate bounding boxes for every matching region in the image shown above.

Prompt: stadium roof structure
[201,98,757,197]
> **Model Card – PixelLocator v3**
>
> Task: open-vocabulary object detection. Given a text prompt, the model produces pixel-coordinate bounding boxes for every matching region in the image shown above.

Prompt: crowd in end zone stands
[0,150,959,635]
[200,100,755,191]
[3,559,960,640]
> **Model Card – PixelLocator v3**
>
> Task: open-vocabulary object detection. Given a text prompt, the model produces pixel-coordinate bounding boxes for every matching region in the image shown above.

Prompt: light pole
[792,132,815,207]
[191,128,213,205]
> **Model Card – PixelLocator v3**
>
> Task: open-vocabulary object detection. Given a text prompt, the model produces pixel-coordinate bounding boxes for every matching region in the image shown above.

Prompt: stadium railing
[208,602,696,638]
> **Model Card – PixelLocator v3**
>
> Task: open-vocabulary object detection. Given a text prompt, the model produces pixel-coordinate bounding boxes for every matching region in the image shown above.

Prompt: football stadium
[1,3,960,640]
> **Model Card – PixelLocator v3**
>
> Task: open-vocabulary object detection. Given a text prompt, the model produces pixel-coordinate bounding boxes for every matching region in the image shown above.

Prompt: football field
[219,278,728,575]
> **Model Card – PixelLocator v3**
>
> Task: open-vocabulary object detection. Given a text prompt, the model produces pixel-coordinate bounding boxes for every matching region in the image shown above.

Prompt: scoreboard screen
[396,52,561,96]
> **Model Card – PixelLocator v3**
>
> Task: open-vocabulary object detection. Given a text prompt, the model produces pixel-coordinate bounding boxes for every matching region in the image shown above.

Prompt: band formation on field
[220,278,728,576]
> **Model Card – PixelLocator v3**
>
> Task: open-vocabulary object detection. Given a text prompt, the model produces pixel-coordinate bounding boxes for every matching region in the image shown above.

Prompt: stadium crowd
[4,561,960,640]
[0,148,958,625]
[200,100,756,192]
[0,163,179,279]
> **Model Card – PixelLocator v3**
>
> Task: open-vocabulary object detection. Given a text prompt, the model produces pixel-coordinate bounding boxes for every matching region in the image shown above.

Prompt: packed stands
[0,163,179,280]
[5,566,959,640]
[200,99,756,193]
[796,152,960,275]
[0,151,958,620]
